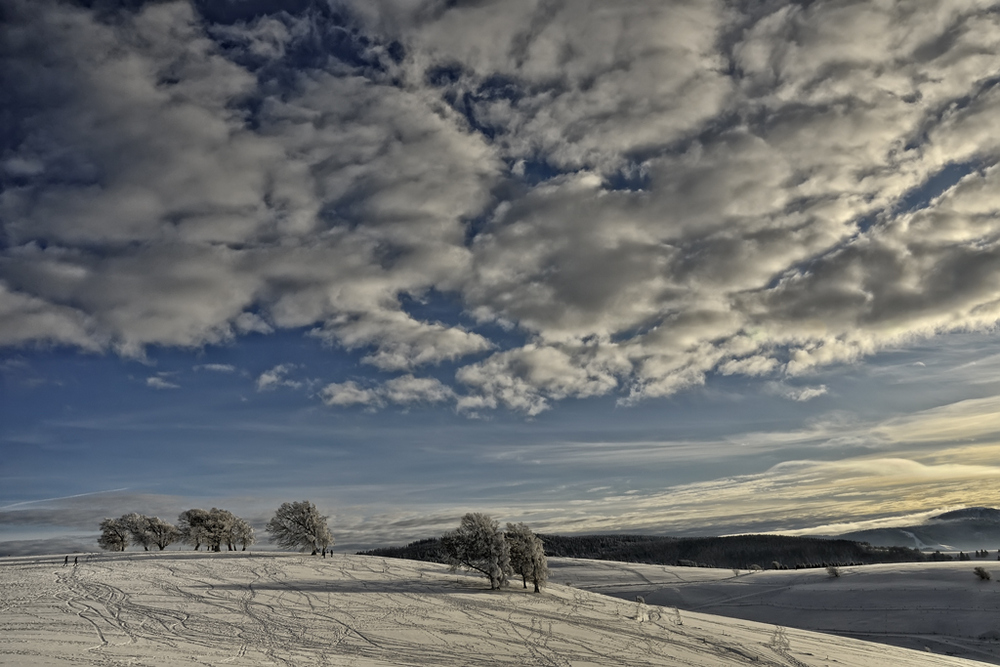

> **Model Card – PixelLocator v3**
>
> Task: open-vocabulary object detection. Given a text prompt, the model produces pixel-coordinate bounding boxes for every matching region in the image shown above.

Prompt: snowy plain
[0,551,994,667]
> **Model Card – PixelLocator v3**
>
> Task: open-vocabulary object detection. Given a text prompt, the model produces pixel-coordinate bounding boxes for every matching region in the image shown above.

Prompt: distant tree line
[97,500,335,555]
[362,531,931,571]
[98,509,255,552]
[531,533,930,569]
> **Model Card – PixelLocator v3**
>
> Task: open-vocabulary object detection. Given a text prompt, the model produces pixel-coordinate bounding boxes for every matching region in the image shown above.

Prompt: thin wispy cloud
[765,382,829,402]
[194,363,236,373]
[146,376,180,390]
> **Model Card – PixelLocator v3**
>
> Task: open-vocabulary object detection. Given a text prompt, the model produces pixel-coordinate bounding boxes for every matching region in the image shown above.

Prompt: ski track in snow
[0,552,991,667]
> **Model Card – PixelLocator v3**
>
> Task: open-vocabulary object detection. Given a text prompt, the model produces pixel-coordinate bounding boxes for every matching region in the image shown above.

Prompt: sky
[4,0,1000,555]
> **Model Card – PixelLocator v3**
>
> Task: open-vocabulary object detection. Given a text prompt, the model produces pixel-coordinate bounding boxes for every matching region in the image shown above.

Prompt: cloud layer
[4,0,1000,413]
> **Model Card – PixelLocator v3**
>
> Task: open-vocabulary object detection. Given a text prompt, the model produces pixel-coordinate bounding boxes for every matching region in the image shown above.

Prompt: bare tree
[97,517,130,551]
[442,513,511,590]
[505,522,549,593]
[265,501,333,554]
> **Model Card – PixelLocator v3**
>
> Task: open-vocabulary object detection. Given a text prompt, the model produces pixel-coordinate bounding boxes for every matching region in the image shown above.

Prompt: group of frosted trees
[97,501,333,554]
[98,508,255,552]
[442,513,549,592]
[97,504,547,593]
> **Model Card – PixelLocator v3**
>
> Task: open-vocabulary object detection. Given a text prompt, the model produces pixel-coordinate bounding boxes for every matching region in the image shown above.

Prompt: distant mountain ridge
[931,507,1000,522]
[834,506,1000,552]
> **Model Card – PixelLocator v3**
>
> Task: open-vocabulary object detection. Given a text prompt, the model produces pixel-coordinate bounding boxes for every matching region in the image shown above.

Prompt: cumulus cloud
[320,381,381,408]
[311,310,492,371]
[4,0,1000,413]
[382,374,455,404]
[320,374,453,408]
[255,364,302,392]
[0,0,496,363]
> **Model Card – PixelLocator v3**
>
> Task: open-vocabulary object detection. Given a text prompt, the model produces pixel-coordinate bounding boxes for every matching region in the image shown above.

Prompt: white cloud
[876,395,1000,445]
[382,375,454,404]
[0,0,498,368]
[320,381,381,408]
[718,355,779,377]
[5,0,1000,413]
[311,310,492,371]
[765,382,829,402]
[0,282,100,350]
[472,453,1000,537]
[146,376,180,390]
[256,364,302,392]
[456,343,622,415]
[194,363,236,373]
[321,374,454,409]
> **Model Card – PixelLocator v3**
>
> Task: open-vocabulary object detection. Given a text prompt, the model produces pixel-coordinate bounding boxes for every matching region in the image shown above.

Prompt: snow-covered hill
[554,558,1000,664]
[834,506,1000,551]
[0,551,989,666]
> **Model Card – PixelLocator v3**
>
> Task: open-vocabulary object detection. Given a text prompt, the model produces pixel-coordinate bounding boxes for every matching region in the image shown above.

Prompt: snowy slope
[0,552,990,666]
[554,558,1000,664]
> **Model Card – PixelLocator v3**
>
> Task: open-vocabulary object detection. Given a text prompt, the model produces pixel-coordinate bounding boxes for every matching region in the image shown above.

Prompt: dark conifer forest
[360,533,932,569]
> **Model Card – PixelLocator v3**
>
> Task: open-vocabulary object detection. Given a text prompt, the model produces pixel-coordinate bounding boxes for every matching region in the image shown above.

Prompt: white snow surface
[553,558,1000,664]
[0,552,992,666]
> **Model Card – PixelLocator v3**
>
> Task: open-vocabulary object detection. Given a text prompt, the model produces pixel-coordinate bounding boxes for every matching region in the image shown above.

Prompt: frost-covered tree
[121,512,154,551]
[145,516,181,550]
[442,513,511,590]
[178,508,250,551]
[97,517,130,551]
[100,514,180,551]
[505,522,549,593]
[266,501,333,554]
[203,508,237,551]
[230,516,255,551]
[178,509,211,550]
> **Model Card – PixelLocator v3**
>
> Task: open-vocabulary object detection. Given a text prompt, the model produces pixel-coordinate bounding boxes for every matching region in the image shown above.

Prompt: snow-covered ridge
[0,552,986,666]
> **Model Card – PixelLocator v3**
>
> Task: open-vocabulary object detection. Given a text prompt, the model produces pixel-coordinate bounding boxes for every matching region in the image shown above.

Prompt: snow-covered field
[553,558,1000,664]
[0,552,990,666]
